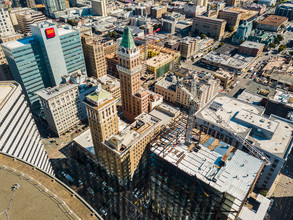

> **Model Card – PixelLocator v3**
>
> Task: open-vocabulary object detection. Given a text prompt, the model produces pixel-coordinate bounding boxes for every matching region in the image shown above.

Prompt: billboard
[45,28,55,39]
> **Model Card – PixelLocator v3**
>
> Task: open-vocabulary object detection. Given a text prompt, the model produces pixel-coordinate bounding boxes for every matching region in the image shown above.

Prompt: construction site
[148,112,267,219]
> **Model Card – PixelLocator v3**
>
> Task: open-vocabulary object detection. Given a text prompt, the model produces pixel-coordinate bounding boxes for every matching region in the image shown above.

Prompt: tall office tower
[0,81,54,175]
[117,27,149,122]
[91,0,107,17]
[37,84,84,137]
[81,35,107,78]
[84,85,119,167]
[44,0,66,18]
[2,21,86,109]
[15,9,46,34]
[0,8,15,38]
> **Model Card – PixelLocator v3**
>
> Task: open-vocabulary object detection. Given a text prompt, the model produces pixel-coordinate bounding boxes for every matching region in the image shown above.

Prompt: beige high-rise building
[218,10,241,30]
[84,86,119,167]
[15,9,46,34]
[81,35,107,79]
[92,0,107,17]
[192,16,226,40]
[37,84,84,137]
[117,27,150,122]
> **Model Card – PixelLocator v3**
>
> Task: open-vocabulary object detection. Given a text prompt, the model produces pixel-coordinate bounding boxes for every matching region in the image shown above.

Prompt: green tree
[281,24,285,29]
[200,33,207,39]
[277,34,284,41]
[274,37,280,44]
[289,51,293,56]
[269,42,276,48]
[68,19,78,26]
[228,26,234,32]
[278,44,287,51]
[219,42,224,47]
[153,23,159,30]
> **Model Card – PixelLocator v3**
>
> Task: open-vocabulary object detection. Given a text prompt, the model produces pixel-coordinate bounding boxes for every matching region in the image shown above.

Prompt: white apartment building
[195,93,293,190]
[0,81,53,174]
[37,84,84,137]
[0,8,15,38]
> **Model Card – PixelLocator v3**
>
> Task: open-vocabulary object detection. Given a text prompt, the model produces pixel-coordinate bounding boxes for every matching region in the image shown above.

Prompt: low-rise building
[37,84,84,136]
[195,93,293,190]
[98,74,121,99]
[232,21,253,44]
[239,41,265,57]
[15,9,46,34]
[180,37,197,59]
[146,53,173,79]
[161,19,176,34]
[201,51,254,74]
[257,15,288,32]
[192,16,226,40]
[155,71,221,109]
[213,68,236,89]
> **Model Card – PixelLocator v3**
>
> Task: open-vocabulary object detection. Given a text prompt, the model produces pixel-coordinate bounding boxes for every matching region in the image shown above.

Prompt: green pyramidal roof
[120,27,135,49]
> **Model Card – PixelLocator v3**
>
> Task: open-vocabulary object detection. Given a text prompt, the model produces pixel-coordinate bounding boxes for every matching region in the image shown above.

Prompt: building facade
[37,84,84,137]
[44,0,66,18]
[0,81,53,175]
[15,9,46,34]
[180,37,198,59]
[84,87,119,171]
[92,0,107,17]
[194,94,293,190]
[192,16,226,40]
[0,8,15,38]
[81,35,107,79]
[2,21,86,109]
[239,41,265,57]
[117,27,149,122]
[275,3,293,20]
[218,10,241,30]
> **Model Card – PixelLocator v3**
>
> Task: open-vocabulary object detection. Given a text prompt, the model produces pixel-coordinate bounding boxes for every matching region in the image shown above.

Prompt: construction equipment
[205,107,271,166]
[184,75,271,165]
[185,80,198,145]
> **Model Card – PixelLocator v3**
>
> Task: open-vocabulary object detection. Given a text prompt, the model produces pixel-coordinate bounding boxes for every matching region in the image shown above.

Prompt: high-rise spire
[120,27,135,49]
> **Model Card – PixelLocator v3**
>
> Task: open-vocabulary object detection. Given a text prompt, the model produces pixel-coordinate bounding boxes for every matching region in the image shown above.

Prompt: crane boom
[205,108,271,166]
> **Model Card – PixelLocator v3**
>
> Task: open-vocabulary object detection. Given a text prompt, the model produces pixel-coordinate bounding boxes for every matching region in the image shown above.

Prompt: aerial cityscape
[0,0,292,219]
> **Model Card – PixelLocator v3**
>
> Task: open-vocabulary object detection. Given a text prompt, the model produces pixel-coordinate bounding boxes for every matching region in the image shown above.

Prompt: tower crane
[185,81,271,165]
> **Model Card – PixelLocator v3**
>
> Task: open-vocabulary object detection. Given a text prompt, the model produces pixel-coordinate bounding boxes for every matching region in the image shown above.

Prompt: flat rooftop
[85,88,114,108]
[202,51,254,70]
[196,94,293,158]
[36,83,78,100]
[0,82,15,109]
[240,40,264,49]
[73,129,95,155]
[104,112,162,153]
[0,153,101,219]
[258,15,288,27]
[2,36,35,50]
[151,122,263,220]
[146,53,173,68]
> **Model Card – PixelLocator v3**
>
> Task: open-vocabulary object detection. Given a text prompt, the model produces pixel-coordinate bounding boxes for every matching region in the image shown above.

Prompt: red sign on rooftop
[45,28,55,39]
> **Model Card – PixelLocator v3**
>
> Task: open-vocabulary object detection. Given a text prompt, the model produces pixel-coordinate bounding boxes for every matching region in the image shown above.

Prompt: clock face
[121,47,125,53]
[133,48,137,53]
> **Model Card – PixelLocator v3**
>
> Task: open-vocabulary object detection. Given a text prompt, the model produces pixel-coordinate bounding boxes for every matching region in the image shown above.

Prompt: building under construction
[148,114,265,219]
